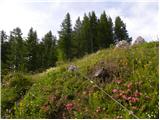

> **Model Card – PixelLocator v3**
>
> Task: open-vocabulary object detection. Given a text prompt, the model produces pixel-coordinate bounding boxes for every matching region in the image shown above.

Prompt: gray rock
[68,65,78,72]
[133,36,145,45]
[94,67,109,83]
[115,40,129,48]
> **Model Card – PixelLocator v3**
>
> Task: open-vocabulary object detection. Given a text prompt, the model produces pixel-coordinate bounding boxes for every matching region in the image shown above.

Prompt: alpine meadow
[1,1,159,119]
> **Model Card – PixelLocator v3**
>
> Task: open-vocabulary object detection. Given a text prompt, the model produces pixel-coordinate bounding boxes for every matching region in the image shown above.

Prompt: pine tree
[81,13,90,54]
[1,30,9,74]
[89,11,98,52]
[37,41,45,70]
[7,27,27,72]
[58,13,72,61]
[42,31,57,68]
[72,17,83,57]
[26,28,39,71]
[114,16,131,43]
[97,11,114,48]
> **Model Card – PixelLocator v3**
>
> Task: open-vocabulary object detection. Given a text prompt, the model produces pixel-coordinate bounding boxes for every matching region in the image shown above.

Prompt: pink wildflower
[121,94,128,100]
[134,90,142,97]
[130,97,139,103]
[113,79,123,84]
[127,82,132,89]
[65,103,74,111]
[112,89,118,93]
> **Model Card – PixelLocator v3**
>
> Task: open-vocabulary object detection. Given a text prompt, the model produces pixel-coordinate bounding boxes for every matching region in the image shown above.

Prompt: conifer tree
[26,28,38,71]
[89,11,98,52]
[58,13,72,61]
[114,16,131,43]
[7,27,27,72]
[72,17,83,57]
[81,13,90,54]
[97,11,114,48]
[1,30,9,74]
[42,31,57,68]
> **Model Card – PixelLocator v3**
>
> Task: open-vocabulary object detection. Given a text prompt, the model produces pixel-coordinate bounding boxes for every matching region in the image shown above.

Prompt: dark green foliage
[81,13,91,54]
[1,72,33,118]
[88,11,98,52]
[58,13,72,61]
[1,30,10,76]
[114,16,131,43]
[97,11,114,49]
[72,17,83,58]
[7,28,27,72]
[1,11,132,73]
[26,28,39,71]
[42,31,57,68]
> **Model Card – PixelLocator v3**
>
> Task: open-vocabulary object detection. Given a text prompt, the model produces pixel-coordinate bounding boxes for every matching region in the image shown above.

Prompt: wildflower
[96,107,101,113]
[130,97,139,103]
[132,106,138,110]
[65,103,74,111]
[129,111,133,115]
[126,89,131,93]
[119,90,125,94]
[134,90,142,97]
[121,94,128,100]
[116,115,123,119]
[113,79,123,84]
[127,82,132,89]
[127,96,132,100]
[112,89,118,93]
[90,80,94,83]
[119,93,123,97]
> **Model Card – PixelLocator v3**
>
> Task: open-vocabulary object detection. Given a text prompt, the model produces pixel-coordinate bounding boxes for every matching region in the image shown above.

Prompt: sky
[0,0,159,42]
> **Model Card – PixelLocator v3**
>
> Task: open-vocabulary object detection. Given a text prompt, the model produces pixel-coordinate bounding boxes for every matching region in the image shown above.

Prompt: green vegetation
[1,42,158,119]
[1,11,130,74]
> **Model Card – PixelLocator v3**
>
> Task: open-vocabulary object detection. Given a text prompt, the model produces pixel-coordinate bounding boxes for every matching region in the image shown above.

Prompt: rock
[68,65,78,72]
[133,36,145,45]
[115,40,129,48]
[94,67,109,83]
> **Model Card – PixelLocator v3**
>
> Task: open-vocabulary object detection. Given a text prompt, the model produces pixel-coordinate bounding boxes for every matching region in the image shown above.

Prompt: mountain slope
[2,41,159,119]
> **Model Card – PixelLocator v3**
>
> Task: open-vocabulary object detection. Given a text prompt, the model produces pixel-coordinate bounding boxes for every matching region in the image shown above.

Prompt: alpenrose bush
[112,81,142,105]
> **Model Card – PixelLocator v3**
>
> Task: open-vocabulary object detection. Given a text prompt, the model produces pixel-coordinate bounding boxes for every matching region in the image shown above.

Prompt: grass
[1,41,159,119]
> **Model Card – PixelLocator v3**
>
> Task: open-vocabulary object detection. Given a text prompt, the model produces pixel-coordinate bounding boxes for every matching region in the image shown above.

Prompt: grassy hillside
[1,41,159,119]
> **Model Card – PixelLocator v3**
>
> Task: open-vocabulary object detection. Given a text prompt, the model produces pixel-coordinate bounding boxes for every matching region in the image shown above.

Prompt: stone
[133,36,145,45]
[68,65,78,72]
[115,40,129,48]
[94,67,109,83]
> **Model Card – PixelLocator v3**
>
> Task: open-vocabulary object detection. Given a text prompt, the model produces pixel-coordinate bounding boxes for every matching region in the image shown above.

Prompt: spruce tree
[7,27,27,72]
[97,11,114,48]
[26,28,38,71]
[81,13,90,54]
[114,16,131,43]
[1,30,9,75]
[72,17,83,57]
[89,11,98,52]
[58,13,72,61]
[42,31,57,68]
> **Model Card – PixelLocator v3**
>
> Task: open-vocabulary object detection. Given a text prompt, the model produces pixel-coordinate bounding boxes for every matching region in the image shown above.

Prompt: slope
[1,41,159,119]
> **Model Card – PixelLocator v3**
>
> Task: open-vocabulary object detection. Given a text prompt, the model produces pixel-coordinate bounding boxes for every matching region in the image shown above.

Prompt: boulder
[133,36,145,45]
[94,67,109,83]
[115,40,129,48]
[68,65,78,72]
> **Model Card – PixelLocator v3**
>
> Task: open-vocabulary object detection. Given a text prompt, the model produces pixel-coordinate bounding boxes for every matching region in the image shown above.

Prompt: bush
[1,72,33,118]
